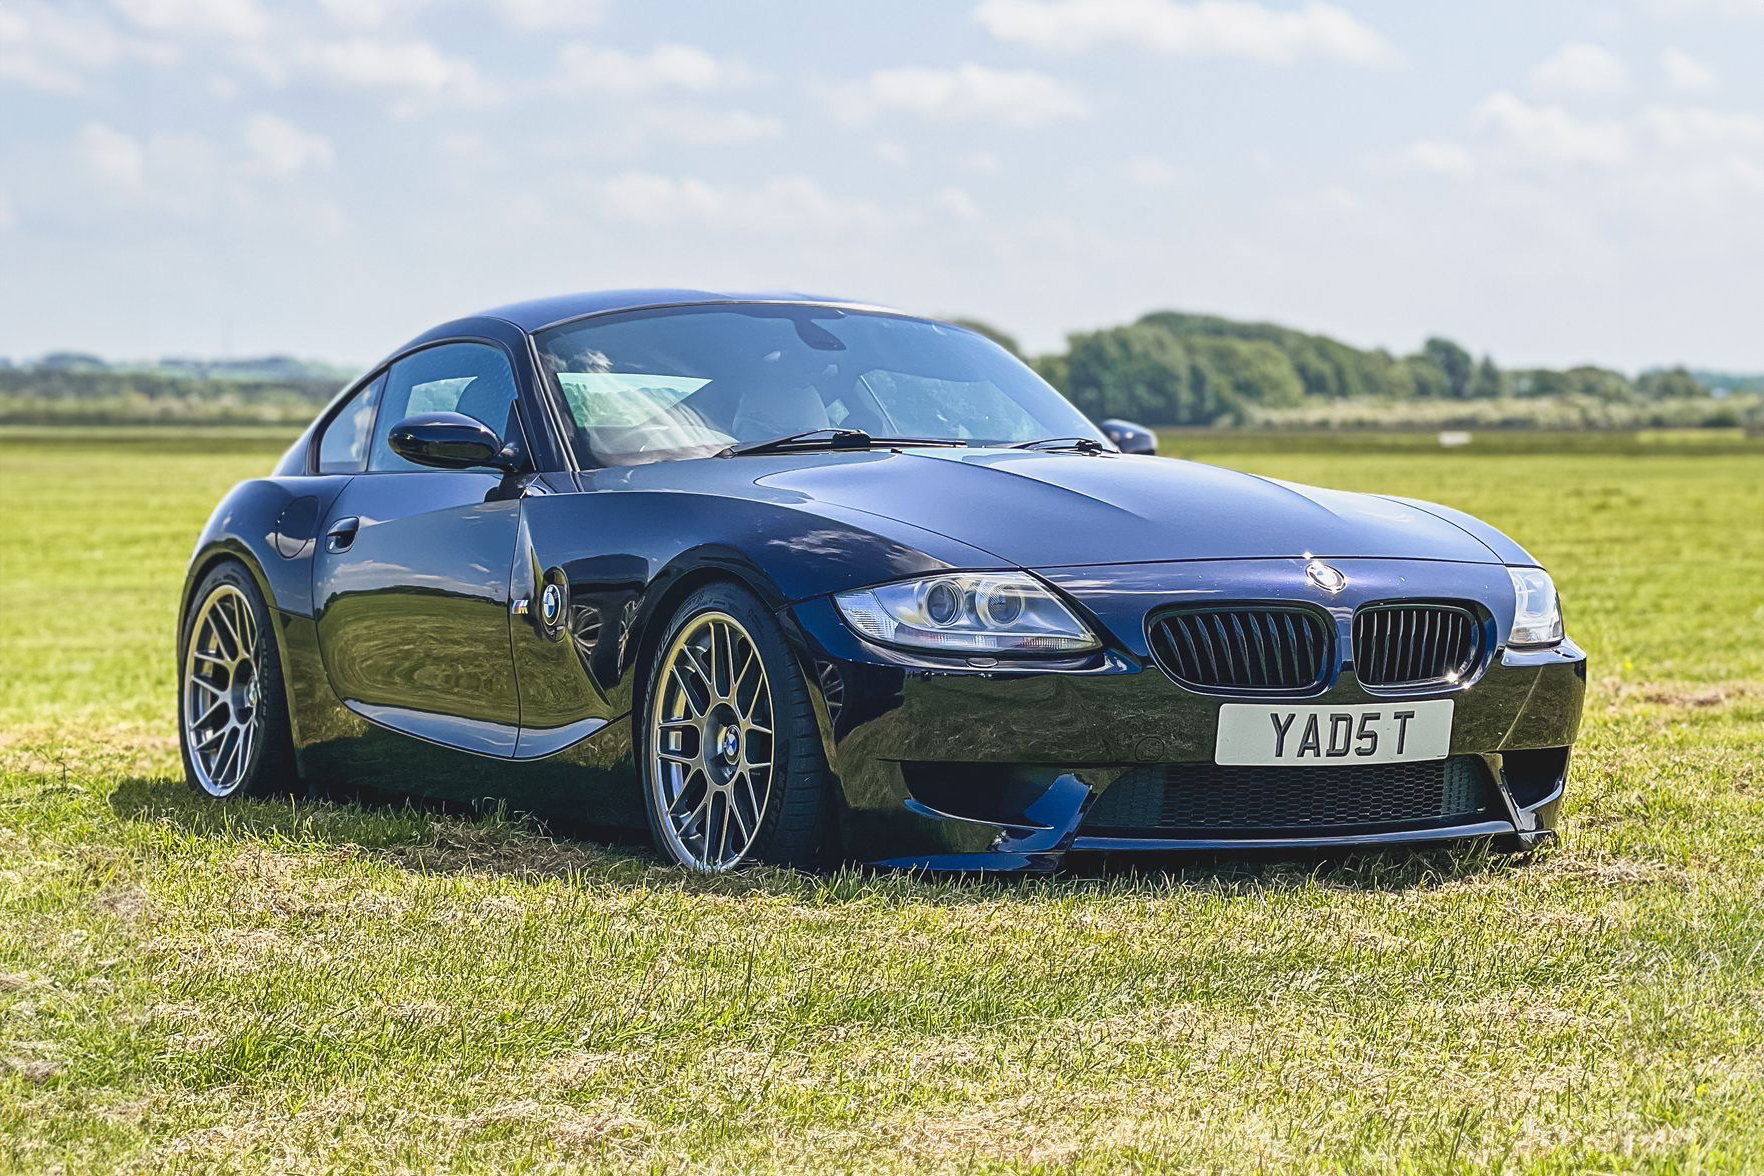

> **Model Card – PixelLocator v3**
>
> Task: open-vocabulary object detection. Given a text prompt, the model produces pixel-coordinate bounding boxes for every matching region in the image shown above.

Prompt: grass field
[2,427,1763,1173]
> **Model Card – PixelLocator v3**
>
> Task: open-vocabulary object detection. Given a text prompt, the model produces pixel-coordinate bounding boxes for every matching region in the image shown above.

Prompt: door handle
[324,516,360,553]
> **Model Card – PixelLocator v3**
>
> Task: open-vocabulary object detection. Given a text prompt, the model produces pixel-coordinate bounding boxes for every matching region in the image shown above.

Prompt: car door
[312,340,528,757]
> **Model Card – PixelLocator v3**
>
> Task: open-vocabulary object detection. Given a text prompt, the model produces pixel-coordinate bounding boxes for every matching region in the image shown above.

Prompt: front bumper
[785,557,1587,871]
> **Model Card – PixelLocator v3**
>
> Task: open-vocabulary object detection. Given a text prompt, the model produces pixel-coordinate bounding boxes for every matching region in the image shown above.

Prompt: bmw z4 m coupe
[179,290,1586,872]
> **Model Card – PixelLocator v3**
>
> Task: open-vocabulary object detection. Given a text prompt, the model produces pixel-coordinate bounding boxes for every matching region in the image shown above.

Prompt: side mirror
[387,412,520,471]
[1098,418,1159,456]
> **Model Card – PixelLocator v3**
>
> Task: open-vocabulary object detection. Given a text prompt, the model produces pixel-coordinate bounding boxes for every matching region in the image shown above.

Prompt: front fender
[182,477,351,764]
[516,488,1000,740]
[1381,495,1539,567]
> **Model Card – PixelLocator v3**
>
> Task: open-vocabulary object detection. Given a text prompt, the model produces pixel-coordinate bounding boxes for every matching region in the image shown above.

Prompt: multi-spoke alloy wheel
[649,611,776,871]
[182,583,263,797]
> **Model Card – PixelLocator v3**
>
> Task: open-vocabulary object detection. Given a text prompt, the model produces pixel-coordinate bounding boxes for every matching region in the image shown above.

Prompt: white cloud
[1641,105,1764,149]
[1405,140,1475,177]
[554,43,767,95]
[0,2,171,93]
[311,0,604,35]
[1473,91,1631,168]
[935,186,981,219]
[299,37,482,92]
[243,112,334,175]
[596,172,887,232]
[829,63,1089,127]
[873,140,910,167]
[241,35,756,116]
[311,0,585,31]
[1644,0,1764,15]
[1123,155,1179,186]
[113,0,267,40]
[0,52,82,93]
[972,0,1399,65]
[314,0,435,29]
[75,116,344,222]
[1318,184,1359,211]
[497,0,610,30]
[1418,89,1764,203]
[639,107,783,145]
[0,183,16,230]
[76,121,230,219]
[240,36,499,111]
[80,122,147,193]
[1528,43,1628,95]
[1662,48,1719,92]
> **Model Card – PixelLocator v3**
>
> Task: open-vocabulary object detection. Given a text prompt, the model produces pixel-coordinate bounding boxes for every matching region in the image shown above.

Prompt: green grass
[2,427,1763,1173]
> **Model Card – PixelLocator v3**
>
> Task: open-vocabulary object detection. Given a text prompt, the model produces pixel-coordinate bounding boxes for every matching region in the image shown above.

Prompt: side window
[315,375,383,474]
[368,342,522,473]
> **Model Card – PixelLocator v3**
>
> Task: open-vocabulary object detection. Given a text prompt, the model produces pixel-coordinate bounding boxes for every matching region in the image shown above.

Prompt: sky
[1,0,1761,372]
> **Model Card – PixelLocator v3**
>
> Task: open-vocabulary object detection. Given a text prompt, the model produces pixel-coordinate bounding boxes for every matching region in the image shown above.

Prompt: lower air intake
[1082,757,1491,833]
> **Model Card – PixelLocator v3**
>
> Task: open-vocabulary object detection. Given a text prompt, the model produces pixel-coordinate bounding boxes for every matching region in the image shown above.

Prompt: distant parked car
[1099,418,1158,455]
[178,288,1584,873]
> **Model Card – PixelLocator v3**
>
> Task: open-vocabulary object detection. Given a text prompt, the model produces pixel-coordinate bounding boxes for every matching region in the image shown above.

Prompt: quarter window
[369,342,522,472]
[315,375,383,474]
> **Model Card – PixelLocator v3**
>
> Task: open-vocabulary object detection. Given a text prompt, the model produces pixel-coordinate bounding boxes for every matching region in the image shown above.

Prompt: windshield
[535,304,1105,466]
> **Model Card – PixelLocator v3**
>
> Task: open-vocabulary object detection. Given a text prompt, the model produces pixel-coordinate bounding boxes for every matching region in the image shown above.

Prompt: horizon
[5,299,1760,381]
[2,1,1761,371]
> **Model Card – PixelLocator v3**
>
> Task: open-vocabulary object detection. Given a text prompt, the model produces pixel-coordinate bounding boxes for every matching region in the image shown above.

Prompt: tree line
[0,368,339,426]
[955,312,1731,427]
[2,320,1756,429]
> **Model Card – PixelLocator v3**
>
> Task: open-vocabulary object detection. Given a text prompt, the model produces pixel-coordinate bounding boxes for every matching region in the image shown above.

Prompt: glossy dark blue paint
[743,448,1506,567]
[183,292,1586,870]
[312,468,527,752]
[472,288,892,333]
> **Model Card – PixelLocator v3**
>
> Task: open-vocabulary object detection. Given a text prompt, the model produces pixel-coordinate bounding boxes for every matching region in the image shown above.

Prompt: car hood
[747,448,1502,567]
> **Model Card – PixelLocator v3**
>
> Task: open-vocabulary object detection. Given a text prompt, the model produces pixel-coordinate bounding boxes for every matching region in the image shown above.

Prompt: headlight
[834,573,1099,655]
[1507,567,1563,647]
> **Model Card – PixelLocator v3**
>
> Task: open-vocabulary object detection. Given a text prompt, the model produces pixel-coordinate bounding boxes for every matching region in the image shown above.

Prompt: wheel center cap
[717,724,740,763]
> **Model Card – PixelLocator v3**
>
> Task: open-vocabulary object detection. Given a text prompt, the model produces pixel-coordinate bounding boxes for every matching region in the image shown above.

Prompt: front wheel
[640,584,834,872]
[178,561,297,798]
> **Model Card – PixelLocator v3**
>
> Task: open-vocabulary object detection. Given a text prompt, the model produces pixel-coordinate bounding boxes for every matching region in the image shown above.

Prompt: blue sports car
[178,290,1586,872]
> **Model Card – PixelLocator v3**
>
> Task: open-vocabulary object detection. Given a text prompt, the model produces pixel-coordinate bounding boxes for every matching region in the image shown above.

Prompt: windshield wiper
[1010,436,1108,453]
[724,428,966,457]
[726,428,871,456]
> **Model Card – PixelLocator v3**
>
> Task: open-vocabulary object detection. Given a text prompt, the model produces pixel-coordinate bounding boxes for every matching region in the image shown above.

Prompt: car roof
[471,288,904,333]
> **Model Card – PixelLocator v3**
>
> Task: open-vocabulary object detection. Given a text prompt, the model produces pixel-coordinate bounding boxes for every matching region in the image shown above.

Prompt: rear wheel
[641,584,833,871]
[178,561,297,798]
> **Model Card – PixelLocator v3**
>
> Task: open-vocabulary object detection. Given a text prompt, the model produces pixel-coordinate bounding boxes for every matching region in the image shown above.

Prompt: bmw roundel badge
[1306,560,1348,593]
[541,582,563,626]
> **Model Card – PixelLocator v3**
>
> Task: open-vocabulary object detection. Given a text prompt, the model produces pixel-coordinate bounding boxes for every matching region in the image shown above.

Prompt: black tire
[177,559,299,799]
[639,582,835,871]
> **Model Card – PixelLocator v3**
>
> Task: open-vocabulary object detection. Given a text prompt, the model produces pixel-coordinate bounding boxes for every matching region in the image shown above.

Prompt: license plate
[1214,700,1454,766]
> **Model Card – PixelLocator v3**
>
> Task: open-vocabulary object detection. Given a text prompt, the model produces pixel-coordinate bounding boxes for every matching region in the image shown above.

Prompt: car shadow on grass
[105,774,1544,903]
